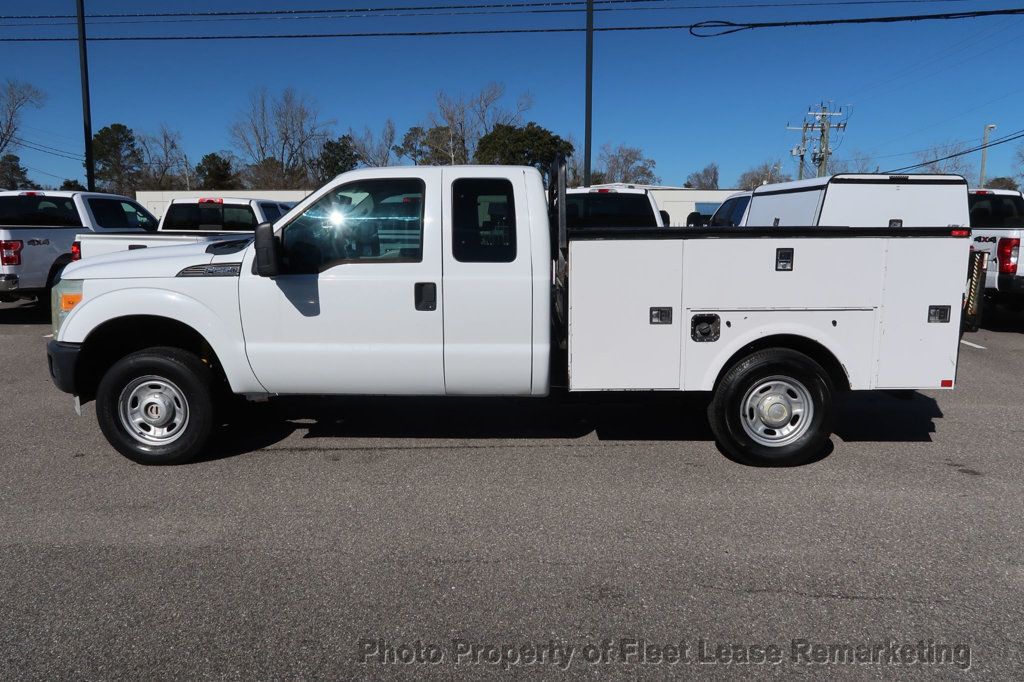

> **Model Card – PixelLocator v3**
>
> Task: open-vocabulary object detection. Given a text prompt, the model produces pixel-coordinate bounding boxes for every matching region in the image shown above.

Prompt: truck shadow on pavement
[0,300,49,324]
[202,390,944,465]
[980,303,1024,333]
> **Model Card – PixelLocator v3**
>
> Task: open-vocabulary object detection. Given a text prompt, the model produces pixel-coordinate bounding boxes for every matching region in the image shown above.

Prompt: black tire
[95,347,215,465]
[708,348,834,466]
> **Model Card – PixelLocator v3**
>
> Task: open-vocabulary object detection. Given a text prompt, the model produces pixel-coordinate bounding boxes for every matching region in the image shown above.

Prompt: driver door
[238,169,445,395]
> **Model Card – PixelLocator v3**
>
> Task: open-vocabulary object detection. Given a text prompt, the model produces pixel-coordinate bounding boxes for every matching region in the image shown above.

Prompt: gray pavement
[1,299,1023,678]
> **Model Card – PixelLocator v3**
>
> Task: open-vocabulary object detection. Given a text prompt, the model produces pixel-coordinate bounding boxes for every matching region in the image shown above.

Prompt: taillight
[0,240,23,266]
[71,241,81,261]
[998,237,1019,274]
[199,197,223,204]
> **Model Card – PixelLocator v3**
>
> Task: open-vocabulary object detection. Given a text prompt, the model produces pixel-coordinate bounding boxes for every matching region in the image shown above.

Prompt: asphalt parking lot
[2,299,1023,678]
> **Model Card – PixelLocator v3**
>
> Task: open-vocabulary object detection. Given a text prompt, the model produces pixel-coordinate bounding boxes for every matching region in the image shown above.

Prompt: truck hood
[62,241,221,280]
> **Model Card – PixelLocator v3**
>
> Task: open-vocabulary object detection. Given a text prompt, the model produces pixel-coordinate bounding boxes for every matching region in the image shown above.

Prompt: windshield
[969,193,1024,228]
[565,192,657,229]
[163,203,258,231]
[709,195,750,227]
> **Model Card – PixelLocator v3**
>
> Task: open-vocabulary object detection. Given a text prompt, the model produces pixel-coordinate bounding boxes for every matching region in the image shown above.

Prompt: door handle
[414,282,436,311]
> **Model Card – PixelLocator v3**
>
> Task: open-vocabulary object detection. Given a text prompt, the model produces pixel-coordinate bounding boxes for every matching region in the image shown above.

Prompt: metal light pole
[583,0,593,186]
[980,123,996,187]
[77,0,95,191]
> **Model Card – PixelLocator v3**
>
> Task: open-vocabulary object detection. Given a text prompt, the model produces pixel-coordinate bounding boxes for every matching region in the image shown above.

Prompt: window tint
[163,203,258,232]
[88,198,157,230]
[564,192,656,229]
[969,194,1024,228]
[709,199,736,227]
[452,178,516,263]
[709,196,750,227]
[260,203,281,222]
[281,178,424,273]
[0,196,82,227]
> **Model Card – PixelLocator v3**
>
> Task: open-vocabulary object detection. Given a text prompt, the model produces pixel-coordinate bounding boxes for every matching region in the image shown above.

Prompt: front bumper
[0,274,19,292]
[47,341,81,394]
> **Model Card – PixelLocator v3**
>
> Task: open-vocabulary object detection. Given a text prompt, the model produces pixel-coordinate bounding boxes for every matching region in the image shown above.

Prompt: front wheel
[96,347,216,465]
[708,348,834,466]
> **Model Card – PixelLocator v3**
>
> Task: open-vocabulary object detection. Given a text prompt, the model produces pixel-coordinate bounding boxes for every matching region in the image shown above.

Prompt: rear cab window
[452,178,516,263]
[969,193,1024,228]
[0,195,82,227]
[565,192,657,229]
[163,203,258,232]
[88,198,157,231]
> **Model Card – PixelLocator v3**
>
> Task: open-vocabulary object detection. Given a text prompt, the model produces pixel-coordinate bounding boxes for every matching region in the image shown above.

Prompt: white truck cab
[74,196,293,261]
[46,162,970,468]
[709,191,752,227]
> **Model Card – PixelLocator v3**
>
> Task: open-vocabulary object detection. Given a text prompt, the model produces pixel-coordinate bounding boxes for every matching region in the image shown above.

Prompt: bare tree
[230,87,332,188]
[685,163,719,189]
[0,80,45,157]
[425,82,533,164]
[914,141,974,178]
[598,144,660,185]
[138,126,190,190]
[736,160,791,190]
[349,119,397,167]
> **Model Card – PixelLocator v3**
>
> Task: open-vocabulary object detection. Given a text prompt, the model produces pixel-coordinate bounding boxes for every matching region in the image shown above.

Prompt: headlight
[51,279,83,337]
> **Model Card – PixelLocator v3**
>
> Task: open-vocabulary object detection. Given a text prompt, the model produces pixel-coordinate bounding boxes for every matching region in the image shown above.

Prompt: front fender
[59,282,265,394]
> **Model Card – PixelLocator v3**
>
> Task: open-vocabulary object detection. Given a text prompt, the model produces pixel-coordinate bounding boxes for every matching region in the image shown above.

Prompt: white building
[135,189,311,218]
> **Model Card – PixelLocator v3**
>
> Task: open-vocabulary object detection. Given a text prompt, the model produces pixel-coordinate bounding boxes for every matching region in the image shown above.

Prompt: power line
[0,0,990,21]
[11,136,84,161]
[690,6,1024,36]
[884,128,1024,173]
[1,6,1022,42]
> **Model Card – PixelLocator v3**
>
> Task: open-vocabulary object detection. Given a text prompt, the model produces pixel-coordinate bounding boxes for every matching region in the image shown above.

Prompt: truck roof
[969,187,1021,197]
[566,186,649,196]
[753,173,967,196]
[168,197,259,206]
[0,189,134,201]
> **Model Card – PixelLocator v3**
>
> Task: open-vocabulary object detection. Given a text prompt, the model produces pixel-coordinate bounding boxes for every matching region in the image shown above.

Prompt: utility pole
[583,0,594,186]
[980,123,996,187]
[787,121,809,180]
[76,0,95,191]
[789,103,847,179]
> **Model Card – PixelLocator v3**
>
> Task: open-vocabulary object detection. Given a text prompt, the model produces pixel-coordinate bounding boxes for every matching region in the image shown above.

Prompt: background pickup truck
[564,186,667,228]
[75,197,294,260]
[47,161,969,467]
[968,188,1024,306]
[0,190,157,305]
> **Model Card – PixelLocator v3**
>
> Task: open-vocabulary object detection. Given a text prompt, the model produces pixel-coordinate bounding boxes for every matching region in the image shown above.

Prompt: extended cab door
[238,168,445,395]
[441,168,535,395]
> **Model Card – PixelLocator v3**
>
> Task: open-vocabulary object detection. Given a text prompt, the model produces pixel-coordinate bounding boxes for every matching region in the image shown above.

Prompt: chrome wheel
[117,375,190,446]
[740,375,814,448]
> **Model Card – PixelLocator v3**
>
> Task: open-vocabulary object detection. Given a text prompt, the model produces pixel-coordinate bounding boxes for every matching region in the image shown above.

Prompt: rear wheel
[96,347,215,465]
[708,348,834,465]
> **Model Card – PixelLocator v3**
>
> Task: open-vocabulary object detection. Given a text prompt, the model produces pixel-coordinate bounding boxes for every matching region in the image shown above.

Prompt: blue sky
[2,0,1023,188]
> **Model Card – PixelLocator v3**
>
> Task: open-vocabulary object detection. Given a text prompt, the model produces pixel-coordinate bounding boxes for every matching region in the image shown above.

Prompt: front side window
[281,178,424,273]
[452,178,516,263]
[88,198,157,230]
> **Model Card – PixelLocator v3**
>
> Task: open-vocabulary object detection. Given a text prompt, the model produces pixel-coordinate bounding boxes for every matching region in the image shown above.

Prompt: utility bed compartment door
[568,240,682,390]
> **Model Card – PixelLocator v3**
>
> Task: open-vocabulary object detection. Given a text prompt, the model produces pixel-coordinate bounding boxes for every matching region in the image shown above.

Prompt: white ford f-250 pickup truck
[75,196,294,260]
[0,190,157,305]
[46,161,970,466]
